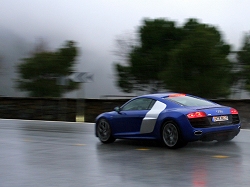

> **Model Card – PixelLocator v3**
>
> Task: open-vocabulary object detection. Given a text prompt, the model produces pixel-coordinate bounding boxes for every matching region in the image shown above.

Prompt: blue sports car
[95,93,241,149]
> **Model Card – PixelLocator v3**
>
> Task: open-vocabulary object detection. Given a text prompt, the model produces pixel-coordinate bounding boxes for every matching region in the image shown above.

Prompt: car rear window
[165,95,217,107]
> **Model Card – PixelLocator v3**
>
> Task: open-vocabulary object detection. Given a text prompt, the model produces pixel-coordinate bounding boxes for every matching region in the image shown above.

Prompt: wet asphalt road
[0,119,250,187]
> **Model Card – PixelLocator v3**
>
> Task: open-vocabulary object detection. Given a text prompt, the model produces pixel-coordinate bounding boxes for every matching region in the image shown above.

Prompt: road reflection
[192,158,207,187]
[96,140,242,187]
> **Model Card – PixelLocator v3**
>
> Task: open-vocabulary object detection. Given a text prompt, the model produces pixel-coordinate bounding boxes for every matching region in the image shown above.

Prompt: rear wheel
[161,121,187,149]
[97,119,116,144]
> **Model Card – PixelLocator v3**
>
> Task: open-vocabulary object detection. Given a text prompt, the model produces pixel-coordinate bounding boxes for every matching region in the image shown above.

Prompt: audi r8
[95,93,241,149]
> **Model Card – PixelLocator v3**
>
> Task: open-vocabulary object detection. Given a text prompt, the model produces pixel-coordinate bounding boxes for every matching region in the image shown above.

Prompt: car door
[112,98,156,136]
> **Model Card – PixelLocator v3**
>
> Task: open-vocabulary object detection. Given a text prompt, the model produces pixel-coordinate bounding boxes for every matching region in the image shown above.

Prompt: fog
[1,0,250,98]
[0,26,125,98]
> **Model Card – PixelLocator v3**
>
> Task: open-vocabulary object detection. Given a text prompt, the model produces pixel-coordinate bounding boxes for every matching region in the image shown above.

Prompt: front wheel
[161,121,187,149]
[96,119,116,144]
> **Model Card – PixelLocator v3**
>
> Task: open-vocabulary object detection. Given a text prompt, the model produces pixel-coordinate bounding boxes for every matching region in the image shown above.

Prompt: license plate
[212,116,228,122]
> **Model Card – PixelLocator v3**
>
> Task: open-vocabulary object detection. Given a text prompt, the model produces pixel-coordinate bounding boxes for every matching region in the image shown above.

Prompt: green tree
[16,41,79,97]
[237,33,250,91]
[115,18,233,98]
[115,18,184,93]
[161,19,232,98]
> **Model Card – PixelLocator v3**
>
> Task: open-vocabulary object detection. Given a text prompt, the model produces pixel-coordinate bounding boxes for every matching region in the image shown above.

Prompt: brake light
[169,93,186,97]
[187,111,206,119]
[230,108,238,114]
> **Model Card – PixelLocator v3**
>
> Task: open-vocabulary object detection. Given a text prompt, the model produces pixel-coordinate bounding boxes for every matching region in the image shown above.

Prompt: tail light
[230,108,238,114]
[187,111,206,119]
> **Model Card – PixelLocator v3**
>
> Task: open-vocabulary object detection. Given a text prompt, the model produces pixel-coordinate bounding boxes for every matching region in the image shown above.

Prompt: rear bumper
[185,124,241,142]
[199,128,240,141]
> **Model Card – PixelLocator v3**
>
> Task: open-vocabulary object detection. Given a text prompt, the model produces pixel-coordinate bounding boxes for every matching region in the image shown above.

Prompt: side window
[148,99,156,109]
[122,98,156,111]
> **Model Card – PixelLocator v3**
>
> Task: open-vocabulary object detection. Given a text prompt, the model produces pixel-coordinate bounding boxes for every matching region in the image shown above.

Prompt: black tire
[161,121,188,149]
[96,119,116,144]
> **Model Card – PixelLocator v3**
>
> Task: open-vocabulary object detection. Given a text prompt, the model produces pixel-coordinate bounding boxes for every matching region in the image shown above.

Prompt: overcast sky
[1,0,250,98]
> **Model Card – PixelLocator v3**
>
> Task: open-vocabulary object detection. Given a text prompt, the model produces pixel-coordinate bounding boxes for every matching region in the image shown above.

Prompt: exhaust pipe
[194,130,203,136]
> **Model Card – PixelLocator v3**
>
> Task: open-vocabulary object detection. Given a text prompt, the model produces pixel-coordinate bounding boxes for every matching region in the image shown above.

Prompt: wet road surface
[0,119,250,187]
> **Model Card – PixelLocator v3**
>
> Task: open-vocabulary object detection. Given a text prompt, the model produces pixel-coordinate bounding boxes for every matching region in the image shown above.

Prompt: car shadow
[96,138,242,153]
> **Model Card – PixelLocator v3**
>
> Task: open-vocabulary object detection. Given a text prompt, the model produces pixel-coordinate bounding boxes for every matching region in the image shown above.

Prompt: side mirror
[114,106,121,113]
